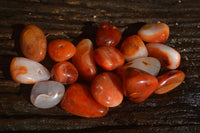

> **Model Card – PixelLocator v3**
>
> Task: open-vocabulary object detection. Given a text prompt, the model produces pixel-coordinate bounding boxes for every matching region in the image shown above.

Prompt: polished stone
[31,81,65,109]
[10,57,50,84]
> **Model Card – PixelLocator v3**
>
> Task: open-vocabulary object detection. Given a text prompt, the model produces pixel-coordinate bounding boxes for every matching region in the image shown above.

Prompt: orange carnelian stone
[155,70,185,94]
[20,25,47,62]
[51,61,78,84]
[96,22,121,47]
[72,39,97,81]
[61,83,108,118]
[123,68,158,103]
[48,39,76,62]
[120,35,148,62]
[91,72,123,107]
[138,23,169,43]
[94,46,124,71]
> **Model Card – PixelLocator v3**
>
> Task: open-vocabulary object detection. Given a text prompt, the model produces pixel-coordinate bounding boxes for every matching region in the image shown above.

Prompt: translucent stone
[94,46,125,71]
[51,61,78,84]
[116,57,161,78]
[146,43,181,69]
[120,35,148,62]
[91,72,123,107]
[10,57,50,84]
[48,39,76,62]
[61,83,108,118]
[31,81,65,109]
[138,23,169,43]
[127,57,161,76]
[96,22,121,47]
[123,68,158,103]
[20,25,47,62]
[155,70,185,94]
[72,39,97,81]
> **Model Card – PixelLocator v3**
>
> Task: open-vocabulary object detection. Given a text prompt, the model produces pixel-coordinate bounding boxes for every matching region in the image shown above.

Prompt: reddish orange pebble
[72,39,97,81]
[138,23,169,43]
[123,68,158,103]
[96,22,121,47]
[61,83,109,118]
[48,39,76,62]
[155,70,185,94]
[120,35,148,61]
[94,46,125,71]
[20,25,47,62]
[51,61,78,84]
[91,72,123,107]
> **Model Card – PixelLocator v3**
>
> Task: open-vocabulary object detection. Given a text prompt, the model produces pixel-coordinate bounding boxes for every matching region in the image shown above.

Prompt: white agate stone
[146,43,181,69]
[10,57,50,84]
[126,57,161,76]
[31,81,65,109]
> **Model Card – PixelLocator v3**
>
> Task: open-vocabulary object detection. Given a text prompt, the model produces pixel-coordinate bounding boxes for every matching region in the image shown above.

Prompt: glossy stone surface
[10,57,50,84]
[117,57,161,77]
[120,35,148,62]
[48,39,76,62]
[31,81,65,109]
[72,39,97,81]
[138,22,169,43]
[155,70,185,94]
[91,72,123,107]
[123,68,158,103]
[20,25,47,62]
[146,43,181,69]
[94,46,125,71]
[96,22,121,47]
[51,61,78,84]
[61,83,109,118]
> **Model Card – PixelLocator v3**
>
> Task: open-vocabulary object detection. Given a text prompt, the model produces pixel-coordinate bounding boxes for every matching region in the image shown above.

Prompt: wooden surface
[0,0,200,132]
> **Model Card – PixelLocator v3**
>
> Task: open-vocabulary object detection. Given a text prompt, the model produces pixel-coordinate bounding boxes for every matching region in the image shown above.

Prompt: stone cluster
[10,22,185,118]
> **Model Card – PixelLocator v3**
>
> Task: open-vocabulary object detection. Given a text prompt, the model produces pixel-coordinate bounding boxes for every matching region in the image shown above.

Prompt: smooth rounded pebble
[146,43,181,69]
[10,57,50,84]
[31,81,65,109]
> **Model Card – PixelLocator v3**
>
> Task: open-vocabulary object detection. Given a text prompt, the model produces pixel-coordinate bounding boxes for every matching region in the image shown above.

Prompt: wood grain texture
[0,0,200,132]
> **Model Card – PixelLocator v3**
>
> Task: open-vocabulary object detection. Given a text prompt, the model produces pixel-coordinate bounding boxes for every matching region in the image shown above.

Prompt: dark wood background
[0,0,200,132]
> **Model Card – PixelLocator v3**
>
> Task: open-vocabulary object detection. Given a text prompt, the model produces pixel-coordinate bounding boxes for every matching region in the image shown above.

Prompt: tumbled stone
[72,39,97,81]
[51,61,78,84]
[96,22,121,47]
[91,72,123,107]
[48,39,76,62]
[155,70,185,94]
[138,22,169,43]
[94,46,124,71]
[20,25,47,62]
[146,43,181,69]
[61,83,109,118]
[10,57,50,84]
[120,35,148,62]
[123,68,158,103]
[31,81,65,109]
